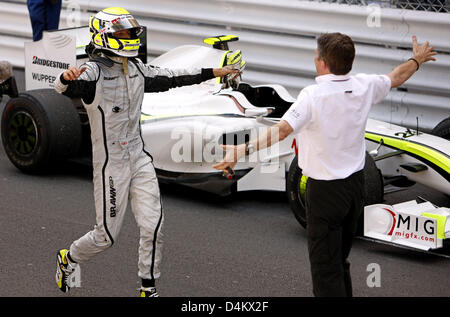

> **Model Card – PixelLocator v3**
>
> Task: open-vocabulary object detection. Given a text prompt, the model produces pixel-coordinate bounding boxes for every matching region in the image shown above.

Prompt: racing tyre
[1,89,81,173]
[431,117,450,140]
[286,155,308,228]
[287,153,384,229]
[363,152,384,206]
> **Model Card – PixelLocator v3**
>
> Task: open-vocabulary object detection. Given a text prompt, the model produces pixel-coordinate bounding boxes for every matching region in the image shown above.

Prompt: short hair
[317,33,355,75]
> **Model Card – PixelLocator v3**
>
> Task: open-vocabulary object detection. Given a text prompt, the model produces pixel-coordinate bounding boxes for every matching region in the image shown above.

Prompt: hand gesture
[213,49,246,78]
[212,144,246,177]
[213,66,240,78]
[63,66,87,81]
[412,35,437,66]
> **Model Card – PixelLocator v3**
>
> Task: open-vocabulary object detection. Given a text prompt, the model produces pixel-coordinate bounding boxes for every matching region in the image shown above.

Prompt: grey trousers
[69,153,164,281]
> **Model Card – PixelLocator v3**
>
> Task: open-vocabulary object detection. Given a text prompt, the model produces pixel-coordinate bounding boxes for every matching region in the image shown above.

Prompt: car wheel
[287,153,384,230]
[1,89,81,173]
[286,155,308,228]
[363,152,384,206]
[431,117,450,140]
[431,117,450,200]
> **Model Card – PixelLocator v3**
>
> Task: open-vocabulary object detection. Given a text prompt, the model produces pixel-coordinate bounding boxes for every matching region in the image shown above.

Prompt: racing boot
[139,286,159,297]
[56,249,81,293]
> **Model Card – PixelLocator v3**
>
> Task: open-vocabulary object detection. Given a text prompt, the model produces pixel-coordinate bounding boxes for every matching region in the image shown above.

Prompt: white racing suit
[55,56,215,281]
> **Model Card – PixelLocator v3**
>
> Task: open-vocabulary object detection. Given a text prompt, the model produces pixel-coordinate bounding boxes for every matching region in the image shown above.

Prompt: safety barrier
[0,0,449,131]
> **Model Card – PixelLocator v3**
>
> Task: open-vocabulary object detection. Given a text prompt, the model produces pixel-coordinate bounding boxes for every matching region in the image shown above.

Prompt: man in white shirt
[213,33,436,296]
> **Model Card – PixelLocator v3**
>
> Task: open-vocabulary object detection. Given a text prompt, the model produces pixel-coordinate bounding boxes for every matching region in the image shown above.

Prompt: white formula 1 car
[1,27,449,253]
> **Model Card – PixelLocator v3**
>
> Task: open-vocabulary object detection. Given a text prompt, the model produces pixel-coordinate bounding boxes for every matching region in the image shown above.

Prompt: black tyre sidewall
[362,152,384,206]
[286,155,307,228]
[28,89,82,160]
[1,95,51,172]
[1,89,81,173]
[431,117,450,140]
[286,153,384,232]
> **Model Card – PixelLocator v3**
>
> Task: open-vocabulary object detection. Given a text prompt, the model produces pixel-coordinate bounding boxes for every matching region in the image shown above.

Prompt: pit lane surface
[0,70,449,297]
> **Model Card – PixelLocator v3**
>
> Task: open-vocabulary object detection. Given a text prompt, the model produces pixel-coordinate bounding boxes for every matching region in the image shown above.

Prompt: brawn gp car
[1,28,449,253]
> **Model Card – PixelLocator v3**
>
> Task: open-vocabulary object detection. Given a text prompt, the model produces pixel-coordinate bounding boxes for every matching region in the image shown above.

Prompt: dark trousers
[305,169,365,297]
[27,0,62,41]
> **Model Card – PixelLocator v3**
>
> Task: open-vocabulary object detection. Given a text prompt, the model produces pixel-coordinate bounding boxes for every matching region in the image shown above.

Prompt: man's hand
[212,143,246,175]
[212,66,240,78]
[212,121,293,176]
[412,35,437,66]
[387,36,437,88]
[63,66,87,81]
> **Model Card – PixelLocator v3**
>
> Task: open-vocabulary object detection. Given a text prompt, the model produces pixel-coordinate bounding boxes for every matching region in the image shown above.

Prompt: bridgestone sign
[32,56,70,70]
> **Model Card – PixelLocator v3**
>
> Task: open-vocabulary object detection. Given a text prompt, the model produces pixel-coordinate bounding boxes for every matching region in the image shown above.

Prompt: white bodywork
[365,119,450,196]
[364,201,450,250]
[140,44,297,193]
[140,44,450,198]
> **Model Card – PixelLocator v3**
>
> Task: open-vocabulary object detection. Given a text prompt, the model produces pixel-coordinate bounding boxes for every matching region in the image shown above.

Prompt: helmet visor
[104,16,144,38]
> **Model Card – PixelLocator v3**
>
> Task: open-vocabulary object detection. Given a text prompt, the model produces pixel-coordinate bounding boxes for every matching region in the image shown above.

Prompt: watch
[245,142,255,156]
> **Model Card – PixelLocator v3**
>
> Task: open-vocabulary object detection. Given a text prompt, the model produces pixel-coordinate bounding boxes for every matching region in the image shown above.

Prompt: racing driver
[53,7,242,297]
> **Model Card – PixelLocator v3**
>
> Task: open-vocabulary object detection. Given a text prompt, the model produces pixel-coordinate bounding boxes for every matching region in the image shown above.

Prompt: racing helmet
[89,7,144,58]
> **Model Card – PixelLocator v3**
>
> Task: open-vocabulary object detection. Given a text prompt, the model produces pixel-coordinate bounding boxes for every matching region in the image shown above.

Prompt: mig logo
[383,208,435,235]
[382,208,436,243]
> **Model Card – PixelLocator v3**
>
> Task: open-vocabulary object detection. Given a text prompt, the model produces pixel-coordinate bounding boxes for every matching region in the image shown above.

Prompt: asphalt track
[0,70,449,298]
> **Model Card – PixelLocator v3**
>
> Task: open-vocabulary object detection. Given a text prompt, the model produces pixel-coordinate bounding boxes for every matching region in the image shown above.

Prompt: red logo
[383,208,396,236]
[291,138,298,155]
[111,17,121,24]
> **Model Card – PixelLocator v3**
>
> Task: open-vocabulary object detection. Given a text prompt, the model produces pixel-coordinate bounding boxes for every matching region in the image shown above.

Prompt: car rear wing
[203,35,239,51]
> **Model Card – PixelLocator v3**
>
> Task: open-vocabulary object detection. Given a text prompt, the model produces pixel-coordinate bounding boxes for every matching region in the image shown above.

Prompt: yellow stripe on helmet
[102,7,130,15]
[92,17,101,32]
[107,38,120,49]
[93,33,103,46]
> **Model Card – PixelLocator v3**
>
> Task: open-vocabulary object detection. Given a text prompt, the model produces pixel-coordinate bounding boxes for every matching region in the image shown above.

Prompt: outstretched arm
[213,86,311,175]
[212,120,293,174]
[136,60,239,93]
[212,66,239,78]
[387,36,437,88]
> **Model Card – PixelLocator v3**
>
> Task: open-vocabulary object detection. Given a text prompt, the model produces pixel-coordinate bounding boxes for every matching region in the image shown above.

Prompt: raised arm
[213,87,311,175]
[54,63,100,105]
[387,36,437,88]
[212,120,293,173]
[134,59,239,93]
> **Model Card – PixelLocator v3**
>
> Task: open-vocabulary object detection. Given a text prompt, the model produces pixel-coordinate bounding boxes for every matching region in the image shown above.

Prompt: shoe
[140,286,159,297]
[56,249,80,293]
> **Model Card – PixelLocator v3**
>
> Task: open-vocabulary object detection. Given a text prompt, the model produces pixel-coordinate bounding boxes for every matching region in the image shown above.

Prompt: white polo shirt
[282,73,391,180]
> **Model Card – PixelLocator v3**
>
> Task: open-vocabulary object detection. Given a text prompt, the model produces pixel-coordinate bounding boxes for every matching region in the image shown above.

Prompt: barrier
[0,0,448,130]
